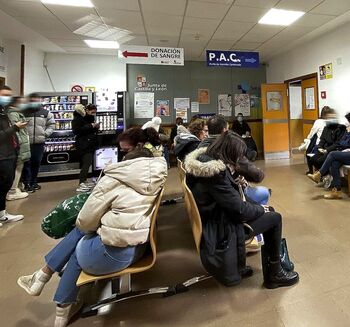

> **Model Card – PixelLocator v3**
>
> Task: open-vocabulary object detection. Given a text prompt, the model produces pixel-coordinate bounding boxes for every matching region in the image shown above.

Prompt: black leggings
[79,152,93,184]
[0,158,17,211]
[248,211,282,261]
[309,152,327,171]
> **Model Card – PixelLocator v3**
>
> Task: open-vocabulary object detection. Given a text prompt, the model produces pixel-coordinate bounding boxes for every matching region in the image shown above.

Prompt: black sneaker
[24,184,35,193]
[33,184,41,191]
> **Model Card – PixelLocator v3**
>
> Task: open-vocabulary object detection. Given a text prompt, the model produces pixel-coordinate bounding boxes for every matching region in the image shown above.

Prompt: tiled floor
[1,159,350,327]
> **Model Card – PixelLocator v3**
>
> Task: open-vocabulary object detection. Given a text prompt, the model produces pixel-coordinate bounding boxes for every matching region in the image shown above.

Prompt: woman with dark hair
[117,126,163,157]
[174,119,208,160]
[72,104,99,192]
[184,131,299,288]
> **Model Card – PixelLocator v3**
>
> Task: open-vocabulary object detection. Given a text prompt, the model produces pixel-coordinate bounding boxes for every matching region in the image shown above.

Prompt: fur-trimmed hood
[184,147,226,178]
[74,104,86,117]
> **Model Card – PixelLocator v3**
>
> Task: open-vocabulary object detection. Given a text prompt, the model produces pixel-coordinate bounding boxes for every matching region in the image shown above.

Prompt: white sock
[0,210,5,219]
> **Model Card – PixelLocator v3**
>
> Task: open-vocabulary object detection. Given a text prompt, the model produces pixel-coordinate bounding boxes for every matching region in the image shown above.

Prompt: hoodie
[174,132,200,160]
[76,156,168,247]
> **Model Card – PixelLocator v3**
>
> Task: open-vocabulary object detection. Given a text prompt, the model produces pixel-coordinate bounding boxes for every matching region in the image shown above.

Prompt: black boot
[263,260,299,289]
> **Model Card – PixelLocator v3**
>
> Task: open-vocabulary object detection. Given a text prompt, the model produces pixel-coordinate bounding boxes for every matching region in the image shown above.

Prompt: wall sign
[321,91,327,99]
[119,45,184,66]
[71,85,84,92]
[206,50,259,68]
[319,63,333,80]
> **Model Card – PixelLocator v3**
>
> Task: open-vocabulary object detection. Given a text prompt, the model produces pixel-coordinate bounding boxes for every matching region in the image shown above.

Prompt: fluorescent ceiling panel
[84,40,120,49]
[259,8,305,26]
[41,0,94,7]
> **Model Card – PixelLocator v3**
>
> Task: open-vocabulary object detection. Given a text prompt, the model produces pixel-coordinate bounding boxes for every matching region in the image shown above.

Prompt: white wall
[4,40,21,94]
[43,53,126,92]
[289,86,302,119]
[267,21,350,123]
[24,46,51,94]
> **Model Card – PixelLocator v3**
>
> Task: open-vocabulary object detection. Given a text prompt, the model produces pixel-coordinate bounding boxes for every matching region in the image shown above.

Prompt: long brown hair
[207,131,246,166]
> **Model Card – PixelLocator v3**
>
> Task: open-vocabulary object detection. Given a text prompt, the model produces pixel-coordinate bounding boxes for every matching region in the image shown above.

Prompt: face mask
[0,96,12,107]
[326,119,338,125]
[237,117,243,122]
[18,103,28,110]
[30,102,42,109]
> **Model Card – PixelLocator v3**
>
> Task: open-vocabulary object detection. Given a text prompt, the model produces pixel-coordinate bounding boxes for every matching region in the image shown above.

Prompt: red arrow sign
[122,50,148,58]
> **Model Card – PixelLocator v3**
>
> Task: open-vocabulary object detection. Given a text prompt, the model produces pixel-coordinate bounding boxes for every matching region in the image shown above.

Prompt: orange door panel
[302,77,318,138]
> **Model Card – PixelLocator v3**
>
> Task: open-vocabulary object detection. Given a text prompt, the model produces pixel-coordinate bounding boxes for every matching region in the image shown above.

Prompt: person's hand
[318,148,326,154]
[15,121,28,129]
[92,123,100,129]
[246,131,250,136]
[261,205,270,213]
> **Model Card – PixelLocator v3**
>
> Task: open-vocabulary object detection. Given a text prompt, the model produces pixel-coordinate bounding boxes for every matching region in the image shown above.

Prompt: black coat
[0,105,19,161]
[318,124,346,152]
[174,134,200,161]
[231,120,251,136]
[184,148,265,284]
[72,112,98,154]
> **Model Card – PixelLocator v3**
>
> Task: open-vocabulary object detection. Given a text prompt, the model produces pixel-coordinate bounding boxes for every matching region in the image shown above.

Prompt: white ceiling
[0,0,350,62]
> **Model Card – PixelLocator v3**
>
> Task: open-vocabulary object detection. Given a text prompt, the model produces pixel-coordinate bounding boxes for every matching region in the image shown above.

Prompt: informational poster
[234,94,250,116]
[266,92,282,111]
[191,101,199,113]
[319,63,333,80]
[198,89,210,104]
[176,108,188,123]
[134,92,154,118]
[305,87,315,110]
[96,88,118,111]
[84,86,96,92]
[155,100,170,116]
[174,98,190,110]
[218,94,232,117]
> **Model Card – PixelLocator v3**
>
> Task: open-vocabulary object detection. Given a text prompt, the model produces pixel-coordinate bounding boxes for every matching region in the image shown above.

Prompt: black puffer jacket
[198,136,264,183]
[174,133,200,161]
[72,107,98,154]
[318,123,346,152]
[0,105,19,160]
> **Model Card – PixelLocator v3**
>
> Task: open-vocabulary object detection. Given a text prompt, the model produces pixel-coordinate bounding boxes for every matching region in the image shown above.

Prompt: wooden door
[301,77,319,138]
[261,83,290,159]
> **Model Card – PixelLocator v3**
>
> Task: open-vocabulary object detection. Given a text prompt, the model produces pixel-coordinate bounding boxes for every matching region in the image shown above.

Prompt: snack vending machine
[38,92,94,177]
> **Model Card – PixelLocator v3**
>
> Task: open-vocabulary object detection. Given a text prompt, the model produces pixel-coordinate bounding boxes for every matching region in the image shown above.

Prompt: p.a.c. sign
[206,50,259,68]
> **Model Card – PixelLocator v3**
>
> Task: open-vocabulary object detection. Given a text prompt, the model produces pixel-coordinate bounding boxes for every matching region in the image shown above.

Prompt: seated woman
[184,131,299,288]
[299,106,330,174]
[308,113,350,199]
[174,119,208,160]
[309,110,346,171]
[231,113,257,161]
[17,149,167,327]
[118,126,163,157]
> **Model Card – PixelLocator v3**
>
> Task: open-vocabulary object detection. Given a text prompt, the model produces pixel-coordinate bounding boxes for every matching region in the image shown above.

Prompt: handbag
[280,238,295,272]
[41,192,90,239]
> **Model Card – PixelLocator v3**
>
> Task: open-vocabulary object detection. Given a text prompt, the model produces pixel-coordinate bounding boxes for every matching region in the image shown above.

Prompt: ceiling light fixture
[41,0,94,8]
[258,8,305,26]
[84,40,120,49]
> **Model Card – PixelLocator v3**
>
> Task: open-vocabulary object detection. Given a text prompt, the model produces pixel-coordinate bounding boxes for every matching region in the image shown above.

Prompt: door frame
[284,72,319,150]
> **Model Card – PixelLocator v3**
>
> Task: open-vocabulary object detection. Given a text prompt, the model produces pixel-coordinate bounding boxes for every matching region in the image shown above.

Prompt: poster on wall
[191,101,199,113]
[305,87,315,110]
[234,94,250,116]
[96,88,118,111]
[198,89,210,104]
[155,100,170,116]
[174,98,190,110]
[176,108,188,122]
[134,92,154,118]
[218,94,232,117]
[266,92,282,111]
[319,63,333,80]
[84,86,96,92]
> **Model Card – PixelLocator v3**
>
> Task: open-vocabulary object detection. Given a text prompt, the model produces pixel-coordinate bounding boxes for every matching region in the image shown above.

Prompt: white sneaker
[54,302,83,327]
[76,183,92,192]
[0,212,24,225]
[17,269,51,296]
[6,190,29,201]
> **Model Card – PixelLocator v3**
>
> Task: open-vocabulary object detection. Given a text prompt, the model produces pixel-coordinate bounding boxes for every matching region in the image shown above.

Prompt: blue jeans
[22,143,45,185]
[245,186,270,205]
[319,151,350,189]
[45,227,147,304]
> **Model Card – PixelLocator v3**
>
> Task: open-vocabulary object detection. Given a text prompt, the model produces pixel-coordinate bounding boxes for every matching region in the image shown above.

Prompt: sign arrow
[122,50,148,58]
[245,58,257,63]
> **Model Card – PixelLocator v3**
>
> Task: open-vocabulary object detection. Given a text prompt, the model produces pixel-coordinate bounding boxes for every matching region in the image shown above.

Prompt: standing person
[72,104,99,193]
[0,86,27,225]
[231,113,258,161]
[6,97,31,201]
[23,93,55,193]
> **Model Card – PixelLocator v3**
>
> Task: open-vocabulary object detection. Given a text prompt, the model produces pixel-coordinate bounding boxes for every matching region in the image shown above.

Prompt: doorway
[285,73,319,150]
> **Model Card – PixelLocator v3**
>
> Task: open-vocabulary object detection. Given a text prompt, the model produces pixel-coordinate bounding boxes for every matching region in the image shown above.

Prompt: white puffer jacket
[76,157,167,247]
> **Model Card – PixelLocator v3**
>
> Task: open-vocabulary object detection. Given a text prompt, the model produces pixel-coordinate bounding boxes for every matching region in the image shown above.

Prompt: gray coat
[25,107,55,144]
